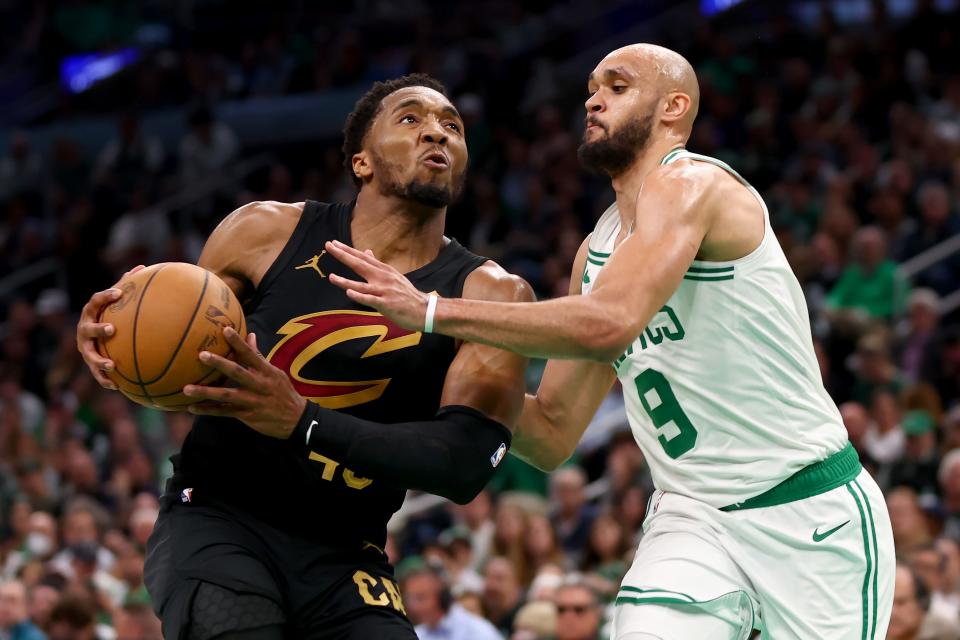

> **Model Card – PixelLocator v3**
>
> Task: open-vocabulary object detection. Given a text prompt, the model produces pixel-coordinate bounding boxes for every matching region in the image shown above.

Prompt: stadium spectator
[0,579,46,640]
[511,600,557,640]
[523,514,565,578]
[45,592,97,640]
[549,467,598,558]
[401,564,501,640]
[896,289,944,384]
[888,486,932,552]
[553,578,603,640]
[826,226,908,321]
[887,411,941,496]
[482,556,525,635]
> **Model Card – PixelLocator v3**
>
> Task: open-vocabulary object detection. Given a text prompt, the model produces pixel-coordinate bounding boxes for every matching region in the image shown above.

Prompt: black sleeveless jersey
[171,200,487,549]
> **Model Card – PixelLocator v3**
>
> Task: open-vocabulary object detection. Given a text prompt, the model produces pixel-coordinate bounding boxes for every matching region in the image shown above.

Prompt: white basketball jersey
[582,149,847,508]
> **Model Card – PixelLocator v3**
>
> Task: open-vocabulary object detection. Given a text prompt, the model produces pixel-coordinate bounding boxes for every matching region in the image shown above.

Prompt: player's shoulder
[230,200,306,225]
[210,200,305,243]
[649,156,728,193]
[644,157,735,219]
[462,260,536,303]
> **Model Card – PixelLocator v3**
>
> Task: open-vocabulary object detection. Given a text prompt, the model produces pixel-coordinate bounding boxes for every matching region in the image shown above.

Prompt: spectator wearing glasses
[554,577,603,640]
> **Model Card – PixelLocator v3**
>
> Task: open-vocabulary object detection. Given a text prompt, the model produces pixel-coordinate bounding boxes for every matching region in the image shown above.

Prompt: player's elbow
[578,318,633,363]
[444,463,497,505]
[446,480,489,506]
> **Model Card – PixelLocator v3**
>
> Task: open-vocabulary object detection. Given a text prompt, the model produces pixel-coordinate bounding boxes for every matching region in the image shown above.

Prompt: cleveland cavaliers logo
[266,311,421,409]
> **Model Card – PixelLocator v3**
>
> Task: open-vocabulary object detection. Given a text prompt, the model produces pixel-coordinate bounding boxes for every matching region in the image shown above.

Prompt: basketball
[97,262,246,410]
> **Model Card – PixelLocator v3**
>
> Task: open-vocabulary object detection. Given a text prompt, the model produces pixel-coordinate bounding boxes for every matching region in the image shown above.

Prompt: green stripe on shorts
[846,482,872,640]
[855,479,879,639]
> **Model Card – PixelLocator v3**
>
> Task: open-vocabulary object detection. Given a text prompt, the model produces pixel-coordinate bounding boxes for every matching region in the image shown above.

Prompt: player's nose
[420,119,448,145]
[585,92,604,113]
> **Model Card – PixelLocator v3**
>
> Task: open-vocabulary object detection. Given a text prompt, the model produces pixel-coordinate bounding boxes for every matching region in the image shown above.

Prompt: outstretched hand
[324,240,429,331]
[184,327,306,439]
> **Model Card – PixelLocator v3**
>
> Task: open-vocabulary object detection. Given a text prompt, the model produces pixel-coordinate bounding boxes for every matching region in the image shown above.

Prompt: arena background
[0,0,958,638]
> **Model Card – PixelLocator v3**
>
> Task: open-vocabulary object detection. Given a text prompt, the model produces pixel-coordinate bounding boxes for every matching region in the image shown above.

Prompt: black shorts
[144,494,416,640]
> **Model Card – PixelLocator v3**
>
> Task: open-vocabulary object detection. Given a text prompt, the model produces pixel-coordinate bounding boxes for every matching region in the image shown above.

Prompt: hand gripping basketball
[76,265,145,390]
[183,327,308,439]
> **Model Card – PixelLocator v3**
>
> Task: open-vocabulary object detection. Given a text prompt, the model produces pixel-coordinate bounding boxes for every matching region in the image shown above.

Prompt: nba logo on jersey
[490,443,507,468]
[180,488,193,503]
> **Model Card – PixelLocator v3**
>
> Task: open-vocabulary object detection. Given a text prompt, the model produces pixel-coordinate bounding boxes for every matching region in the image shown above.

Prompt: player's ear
[352,151,373,183]
[662,92,692,123]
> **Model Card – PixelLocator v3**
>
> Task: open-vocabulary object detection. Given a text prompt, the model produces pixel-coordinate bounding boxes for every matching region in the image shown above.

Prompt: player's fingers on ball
[197,351,255,385]
[79,341,113,370]
[88,287,123,311]
[124,264,145,277]
[182,384,227,402]
[184,384,254,406]
[89,366,117,390]
[187,402,231,416]
[79,322,114,340]
[220,329,263,369]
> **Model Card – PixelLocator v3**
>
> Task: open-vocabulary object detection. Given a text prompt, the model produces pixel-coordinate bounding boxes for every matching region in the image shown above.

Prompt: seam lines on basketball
[139,269,210,386]
[131,265,168,403]
[122,367,222,399]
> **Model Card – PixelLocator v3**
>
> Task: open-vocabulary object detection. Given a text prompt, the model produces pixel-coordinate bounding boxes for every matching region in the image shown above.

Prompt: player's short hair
[341,73,449,187]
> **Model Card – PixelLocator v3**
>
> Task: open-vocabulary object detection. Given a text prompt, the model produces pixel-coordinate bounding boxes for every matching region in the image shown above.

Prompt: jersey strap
[720,443,861,511]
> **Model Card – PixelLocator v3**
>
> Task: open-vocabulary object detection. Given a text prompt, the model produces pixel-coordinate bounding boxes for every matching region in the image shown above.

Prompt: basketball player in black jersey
[75,74,533,639]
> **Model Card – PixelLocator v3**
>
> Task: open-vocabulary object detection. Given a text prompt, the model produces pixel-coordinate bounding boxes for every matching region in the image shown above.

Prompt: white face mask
[25,532,53,557]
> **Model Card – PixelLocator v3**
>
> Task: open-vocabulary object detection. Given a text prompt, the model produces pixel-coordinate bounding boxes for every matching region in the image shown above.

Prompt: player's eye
[400,115,418,124]
[612,85,627,93]
[446,121,461,132]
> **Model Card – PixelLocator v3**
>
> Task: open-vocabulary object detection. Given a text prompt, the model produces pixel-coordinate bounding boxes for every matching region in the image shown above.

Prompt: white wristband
[424,293,439,334]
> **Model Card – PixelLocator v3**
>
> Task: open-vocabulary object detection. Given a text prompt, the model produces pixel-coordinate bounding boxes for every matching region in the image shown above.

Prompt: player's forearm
[509,394,576,471]
[434,295,630,361]
[291,402,511,505]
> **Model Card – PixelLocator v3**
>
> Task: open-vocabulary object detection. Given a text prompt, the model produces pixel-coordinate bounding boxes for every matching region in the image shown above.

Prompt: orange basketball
[97,262,246,410]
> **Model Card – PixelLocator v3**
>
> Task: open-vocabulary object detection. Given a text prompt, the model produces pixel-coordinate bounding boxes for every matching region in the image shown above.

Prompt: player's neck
[351,189,447,273]
[610,141,684,234]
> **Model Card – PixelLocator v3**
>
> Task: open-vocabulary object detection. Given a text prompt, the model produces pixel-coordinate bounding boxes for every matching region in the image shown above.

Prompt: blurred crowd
[0,0,959,638]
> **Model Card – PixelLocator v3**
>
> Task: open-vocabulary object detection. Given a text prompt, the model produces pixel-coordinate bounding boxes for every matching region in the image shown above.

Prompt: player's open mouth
[422,152,449,169]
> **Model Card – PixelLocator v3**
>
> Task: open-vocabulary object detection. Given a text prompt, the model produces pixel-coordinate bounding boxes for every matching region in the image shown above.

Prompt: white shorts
[611,468,894,639]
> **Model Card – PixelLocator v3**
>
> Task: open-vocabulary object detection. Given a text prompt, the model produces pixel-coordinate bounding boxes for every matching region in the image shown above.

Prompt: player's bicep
[439,264,535,428]
[440,341,527,428]
[589,170,711,341]
[197,204,258,299]
[197,200,300,302]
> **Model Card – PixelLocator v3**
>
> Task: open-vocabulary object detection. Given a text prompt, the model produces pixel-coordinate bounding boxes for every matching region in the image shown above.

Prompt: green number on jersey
[634,368,698,459]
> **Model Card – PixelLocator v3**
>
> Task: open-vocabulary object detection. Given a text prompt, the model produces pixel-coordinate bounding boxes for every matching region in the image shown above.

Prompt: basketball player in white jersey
[326,44,894,639]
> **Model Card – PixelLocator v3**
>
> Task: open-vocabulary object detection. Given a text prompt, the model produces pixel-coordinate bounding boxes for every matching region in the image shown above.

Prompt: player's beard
[577,110,654,177]
[371,149,466,208]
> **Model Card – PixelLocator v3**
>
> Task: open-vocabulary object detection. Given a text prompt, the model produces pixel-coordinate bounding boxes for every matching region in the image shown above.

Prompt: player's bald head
[592,43,700,133]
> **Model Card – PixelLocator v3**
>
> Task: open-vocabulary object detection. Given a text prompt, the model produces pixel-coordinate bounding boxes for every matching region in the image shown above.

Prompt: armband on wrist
[424,293,438,333]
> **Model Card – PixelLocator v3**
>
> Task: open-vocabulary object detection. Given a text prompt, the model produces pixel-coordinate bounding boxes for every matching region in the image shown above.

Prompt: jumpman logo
[296,251,326,278]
